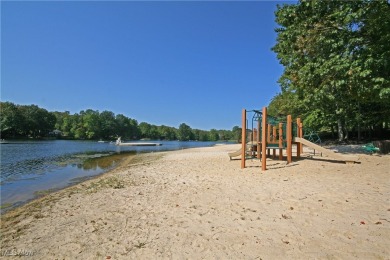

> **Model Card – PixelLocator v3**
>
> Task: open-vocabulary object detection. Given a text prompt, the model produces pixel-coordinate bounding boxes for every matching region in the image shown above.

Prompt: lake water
[0,140,225,211]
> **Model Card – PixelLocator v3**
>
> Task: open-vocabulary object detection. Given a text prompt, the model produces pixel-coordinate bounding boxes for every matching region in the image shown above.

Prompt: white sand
[1,144,389,259]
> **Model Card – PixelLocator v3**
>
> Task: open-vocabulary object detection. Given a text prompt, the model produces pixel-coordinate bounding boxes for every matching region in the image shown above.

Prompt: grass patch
[34,213,45,219]
[134,241,147,249]
[86,176,127,193]
[34,188,57,197]
[0,203,13,209]
[125,152,164,166]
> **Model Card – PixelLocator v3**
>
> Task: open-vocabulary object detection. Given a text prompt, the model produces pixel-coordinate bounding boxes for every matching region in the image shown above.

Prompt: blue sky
[2,1,289,130]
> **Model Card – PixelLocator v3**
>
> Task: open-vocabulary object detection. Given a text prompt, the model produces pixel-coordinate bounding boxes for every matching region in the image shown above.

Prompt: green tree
[100,110,117,139]
[158,125,177,140]
[80,109,101,139]
[0,102,23,138]
[218,129,233,141]
[115,114,131,139]
[139,122,153,139]
[129,118,140,139]
[70,113,85,139]
[192,129,210,141]
[61,111,74,137]
[199,131,209,141]
[272,0,390,141]
[52,111,73,136]
[178,123,193,141]
[231,126,241,142]
[268,91,304,119]
[208,129,219,141]
[18,104,56,138]
[191,129,201,141]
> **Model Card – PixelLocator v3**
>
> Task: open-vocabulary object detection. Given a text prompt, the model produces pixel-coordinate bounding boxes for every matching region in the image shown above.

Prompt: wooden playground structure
[229,107,358,171]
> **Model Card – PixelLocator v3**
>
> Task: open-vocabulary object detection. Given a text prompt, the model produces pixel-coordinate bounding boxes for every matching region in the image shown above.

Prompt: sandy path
[1,144,389,259]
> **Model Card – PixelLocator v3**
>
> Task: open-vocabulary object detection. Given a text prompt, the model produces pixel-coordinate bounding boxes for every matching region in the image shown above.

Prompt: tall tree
[69,113,84,139]
[100,110,117,139]
[158,125,177,140]
[178,123,193,141]
[139,122,154,139]
[272,0,390,141]
[128,118,140,139]
[115,114,131,139]
[80,109,101,139]
[208,129,219,141]
[0,102,23,138]
[231,126,242,143]
[17,104,56,138]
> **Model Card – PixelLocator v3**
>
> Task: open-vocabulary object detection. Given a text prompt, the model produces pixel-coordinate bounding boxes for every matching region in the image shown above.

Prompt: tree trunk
[330,125,336,138]
[337,119,344,142]
[357,103,361,141]
[357,122,361,141]
[344,126,349,140]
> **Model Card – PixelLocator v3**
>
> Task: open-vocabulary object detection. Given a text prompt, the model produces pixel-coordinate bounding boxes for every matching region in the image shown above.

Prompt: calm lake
[0,140,226,212]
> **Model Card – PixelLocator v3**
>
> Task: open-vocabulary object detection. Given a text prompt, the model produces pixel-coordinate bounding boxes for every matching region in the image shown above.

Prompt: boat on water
[115,137,162,146]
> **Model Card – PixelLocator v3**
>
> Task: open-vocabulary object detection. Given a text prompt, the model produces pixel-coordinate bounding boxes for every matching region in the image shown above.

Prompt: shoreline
[1,141,228,213]
[0,151,139,214]
[1,144,389,258]
[0,150,158,215]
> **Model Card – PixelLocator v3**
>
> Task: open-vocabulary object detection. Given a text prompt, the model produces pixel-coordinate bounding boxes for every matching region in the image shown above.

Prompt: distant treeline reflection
[79,153,132,171]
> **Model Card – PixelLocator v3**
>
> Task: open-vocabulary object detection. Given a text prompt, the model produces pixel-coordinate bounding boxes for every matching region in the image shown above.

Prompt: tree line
[270,0,390,141]
[0,101,241,142]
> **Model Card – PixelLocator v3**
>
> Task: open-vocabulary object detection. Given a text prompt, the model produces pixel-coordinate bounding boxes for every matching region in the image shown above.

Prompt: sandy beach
[1,144,389,259]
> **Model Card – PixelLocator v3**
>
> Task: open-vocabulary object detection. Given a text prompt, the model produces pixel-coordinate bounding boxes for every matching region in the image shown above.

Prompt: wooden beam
[296,118,301,158]
[272,126,277,158]
[267,124,271,143]
[257,120,261,159]
[262,107,267,171]
[299,122,303,156]
[279,122,283,160]
[272,125,277,143]
[241,109,246,169]
[287,115,292,164]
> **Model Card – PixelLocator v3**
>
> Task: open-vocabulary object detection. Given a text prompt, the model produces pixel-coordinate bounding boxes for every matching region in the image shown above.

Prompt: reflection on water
[81,152,131,171]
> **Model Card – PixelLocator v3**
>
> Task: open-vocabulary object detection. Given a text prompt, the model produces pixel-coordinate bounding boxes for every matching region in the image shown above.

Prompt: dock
[117,142,162,146]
